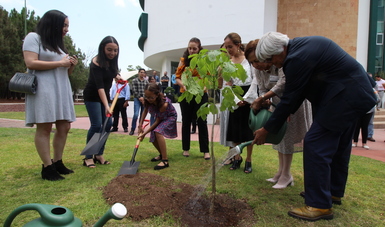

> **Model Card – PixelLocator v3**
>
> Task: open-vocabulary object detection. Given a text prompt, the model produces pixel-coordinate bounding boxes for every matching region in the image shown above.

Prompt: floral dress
[148,97,178,142]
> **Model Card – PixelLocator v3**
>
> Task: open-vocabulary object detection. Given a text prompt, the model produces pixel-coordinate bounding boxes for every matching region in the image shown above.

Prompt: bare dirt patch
[103,173,256,227]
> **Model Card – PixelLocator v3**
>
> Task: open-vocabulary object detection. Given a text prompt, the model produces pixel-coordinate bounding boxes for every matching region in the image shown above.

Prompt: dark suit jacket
[264,36,377,133]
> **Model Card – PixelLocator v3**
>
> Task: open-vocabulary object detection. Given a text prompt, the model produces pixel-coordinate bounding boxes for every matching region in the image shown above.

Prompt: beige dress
[244,66,312,154]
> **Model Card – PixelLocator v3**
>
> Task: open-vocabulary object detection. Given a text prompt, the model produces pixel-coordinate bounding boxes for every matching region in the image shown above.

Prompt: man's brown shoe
[288,206,333,221]
[300,191,342,205]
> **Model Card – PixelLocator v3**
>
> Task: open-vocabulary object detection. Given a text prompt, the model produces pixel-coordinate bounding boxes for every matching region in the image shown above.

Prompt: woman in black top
[82,36,121,168]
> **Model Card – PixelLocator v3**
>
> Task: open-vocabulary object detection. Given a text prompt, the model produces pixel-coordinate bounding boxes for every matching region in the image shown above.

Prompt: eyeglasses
[144,96,157,100]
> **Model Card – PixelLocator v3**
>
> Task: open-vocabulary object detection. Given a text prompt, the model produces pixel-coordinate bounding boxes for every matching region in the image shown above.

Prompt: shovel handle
[107,81,127,117]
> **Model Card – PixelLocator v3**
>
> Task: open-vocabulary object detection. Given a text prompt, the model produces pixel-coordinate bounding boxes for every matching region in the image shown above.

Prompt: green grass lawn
[0,117,384,226]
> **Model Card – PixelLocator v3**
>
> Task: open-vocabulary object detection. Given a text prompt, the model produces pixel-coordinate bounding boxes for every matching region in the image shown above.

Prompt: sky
[0,0,146,73]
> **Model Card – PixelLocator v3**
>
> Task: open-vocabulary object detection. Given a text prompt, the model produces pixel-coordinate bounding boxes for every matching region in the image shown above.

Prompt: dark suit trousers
[179,93,209,153]
[303,120,355,209]
[112,98,128,130]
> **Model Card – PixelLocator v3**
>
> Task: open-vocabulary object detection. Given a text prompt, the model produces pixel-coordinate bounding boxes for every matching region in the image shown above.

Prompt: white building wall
[142,0,278,73]
[356,0,371,70]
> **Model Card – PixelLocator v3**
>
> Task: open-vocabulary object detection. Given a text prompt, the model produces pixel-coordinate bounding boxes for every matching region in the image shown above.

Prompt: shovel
[117,119,150,175]
[80,80,127,156]
[221,140,253,165]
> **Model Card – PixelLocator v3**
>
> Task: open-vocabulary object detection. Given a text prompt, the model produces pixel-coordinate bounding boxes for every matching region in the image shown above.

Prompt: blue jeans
[84,101,112,159]
[131,98,144,131]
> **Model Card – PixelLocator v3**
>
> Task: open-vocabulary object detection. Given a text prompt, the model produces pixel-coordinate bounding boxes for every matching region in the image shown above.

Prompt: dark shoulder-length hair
[144,83,165,109]
[96,36,119,74]
[244,39,259,62]
[182,37,203,67]
[35,10,68,54]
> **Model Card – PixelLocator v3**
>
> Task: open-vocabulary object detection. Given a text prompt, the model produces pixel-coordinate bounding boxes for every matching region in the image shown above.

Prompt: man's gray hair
[256,32,290,61]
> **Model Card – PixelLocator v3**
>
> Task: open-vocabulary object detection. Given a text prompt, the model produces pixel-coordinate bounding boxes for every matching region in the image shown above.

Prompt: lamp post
[24,0,27,37]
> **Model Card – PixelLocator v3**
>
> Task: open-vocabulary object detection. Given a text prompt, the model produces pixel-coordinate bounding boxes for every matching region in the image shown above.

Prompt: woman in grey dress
[244,39,312,189]
[23,10,78,181]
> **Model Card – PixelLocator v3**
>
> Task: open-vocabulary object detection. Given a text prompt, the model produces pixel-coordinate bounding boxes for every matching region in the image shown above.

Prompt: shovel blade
[117,161,140,175]
[80,132,110,155]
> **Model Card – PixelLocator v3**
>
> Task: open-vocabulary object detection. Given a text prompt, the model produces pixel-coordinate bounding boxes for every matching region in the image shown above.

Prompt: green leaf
[190,56,198,69]
[209,103,218,114]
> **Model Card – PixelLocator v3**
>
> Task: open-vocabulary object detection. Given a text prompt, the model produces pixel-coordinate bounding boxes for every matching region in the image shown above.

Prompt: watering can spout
[94,203,127,227]
[221,140,253,165]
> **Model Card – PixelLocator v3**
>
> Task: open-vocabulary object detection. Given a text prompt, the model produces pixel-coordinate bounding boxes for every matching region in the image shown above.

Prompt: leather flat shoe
[288,206,333,221]
[300,191,342,205]
[154,160,169,170]
[151,155,162,162]
[367,137,375,142]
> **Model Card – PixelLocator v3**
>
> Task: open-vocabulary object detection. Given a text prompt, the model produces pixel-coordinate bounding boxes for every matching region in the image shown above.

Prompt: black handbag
[9,72,38,95]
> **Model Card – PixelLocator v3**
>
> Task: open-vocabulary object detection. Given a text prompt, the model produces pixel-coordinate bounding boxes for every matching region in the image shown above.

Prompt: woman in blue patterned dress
[138,83,178,170]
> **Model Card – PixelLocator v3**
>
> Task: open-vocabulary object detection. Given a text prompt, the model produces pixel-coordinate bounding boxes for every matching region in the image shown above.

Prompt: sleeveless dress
[22,32,75,127]
[148,97,178,142]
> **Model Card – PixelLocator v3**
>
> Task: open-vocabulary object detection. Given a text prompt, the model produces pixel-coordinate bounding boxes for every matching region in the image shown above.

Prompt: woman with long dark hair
[82,36,121,168]
[175,37,210,160]
[22,10,78,181]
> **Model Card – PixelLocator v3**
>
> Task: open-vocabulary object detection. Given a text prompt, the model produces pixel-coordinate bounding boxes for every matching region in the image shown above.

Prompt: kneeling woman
[138,83,178,170]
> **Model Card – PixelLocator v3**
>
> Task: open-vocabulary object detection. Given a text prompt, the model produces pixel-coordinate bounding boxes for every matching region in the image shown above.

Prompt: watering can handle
[3,203,81,227]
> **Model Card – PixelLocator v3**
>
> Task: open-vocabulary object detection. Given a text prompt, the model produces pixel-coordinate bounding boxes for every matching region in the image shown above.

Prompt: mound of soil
[103,173,256,227]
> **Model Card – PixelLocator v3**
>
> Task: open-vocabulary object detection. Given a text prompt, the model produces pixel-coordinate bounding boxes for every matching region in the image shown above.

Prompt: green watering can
[3,203,127,227]
[221,107,288,165]
[248,108,287,144]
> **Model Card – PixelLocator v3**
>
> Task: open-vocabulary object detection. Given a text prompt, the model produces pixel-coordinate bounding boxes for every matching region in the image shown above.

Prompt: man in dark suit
[252,32,377,221]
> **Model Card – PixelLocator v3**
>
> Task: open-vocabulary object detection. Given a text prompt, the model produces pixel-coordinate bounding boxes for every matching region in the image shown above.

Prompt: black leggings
[179,93,209,153]
[353,112,373,144]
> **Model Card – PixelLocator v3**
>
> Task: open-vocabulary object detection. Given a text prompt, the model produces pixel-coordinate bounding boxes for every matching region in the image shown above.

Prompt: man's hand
[252,127,269,145]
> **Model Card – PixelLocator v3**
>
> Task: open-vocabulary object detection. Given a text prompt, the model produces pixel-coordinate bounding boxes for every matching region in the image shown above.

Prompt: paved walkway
[1,116,384,162]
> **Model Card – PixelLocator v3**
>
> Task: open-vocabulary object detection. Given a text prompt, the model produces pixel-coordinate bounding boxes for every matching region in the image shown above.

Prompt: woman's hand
[69,55,78,66]
[251,97,264,112]
[60,55,72,67]
[105,106,112,116]
[237,100,247,107]
[138,133,145,141]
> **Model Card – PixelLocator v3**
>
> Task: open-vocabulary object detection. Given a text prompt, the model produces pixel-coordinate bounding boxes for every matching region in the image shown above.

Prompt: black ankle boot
[53,159,74,175]
[41,164,65,181]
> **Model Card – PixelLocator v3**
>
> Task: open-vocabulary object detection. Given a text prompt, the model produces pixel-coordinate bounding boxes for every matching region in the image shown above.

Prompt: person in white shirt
[375,75,385,109]
[110,78,130,132]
